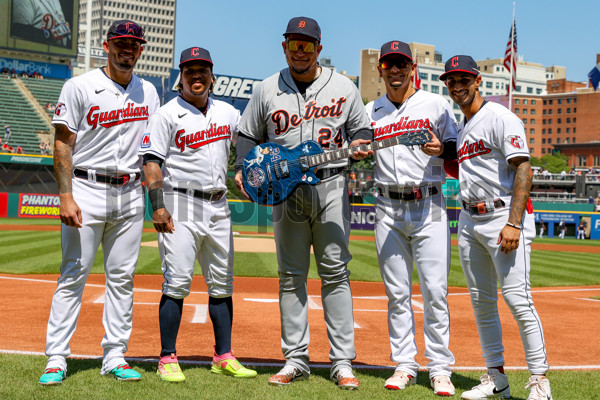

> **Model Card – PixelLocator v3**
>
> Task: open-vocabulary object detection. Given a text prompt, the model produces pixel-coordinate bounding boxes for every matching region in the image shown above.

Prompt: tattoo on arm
[508,159,533,225]
[143,162,164,191]
[53,126,75,194]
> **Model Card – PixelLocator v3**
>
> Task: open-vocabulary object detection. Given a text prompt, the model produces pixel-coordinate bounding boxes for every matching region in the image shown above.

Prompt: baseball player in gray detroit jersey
[140,47,256,382]
[39,20,159,385]
[234,16,373,389]
[441,55,552,400]
[365,40,458,397]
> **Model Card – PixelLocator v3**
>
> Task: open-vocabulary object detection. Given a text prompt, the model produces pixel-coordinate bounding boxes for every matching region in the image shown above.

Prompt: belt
[174,188,226,202]
[315,167,347,180]
[74,168,141,186]
[462,199,505,215]
[380,186,438,201]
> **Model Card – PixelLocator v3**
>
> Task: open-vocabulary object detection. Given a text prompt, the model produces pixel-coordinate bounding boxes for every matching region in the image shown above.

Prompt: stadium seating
[0,78,55,155]
[21,77,65,117]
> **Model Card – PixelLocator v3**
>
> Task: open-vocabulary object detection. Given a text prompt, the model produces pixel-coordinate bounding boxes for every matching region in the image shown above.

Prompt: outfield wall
[1,191,599,240]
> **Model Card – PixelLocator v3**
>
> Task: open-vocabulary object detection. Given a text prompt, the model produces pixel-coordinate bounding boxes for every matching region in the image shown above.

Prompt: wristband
[149,188,165,212]
[506,222,521,230]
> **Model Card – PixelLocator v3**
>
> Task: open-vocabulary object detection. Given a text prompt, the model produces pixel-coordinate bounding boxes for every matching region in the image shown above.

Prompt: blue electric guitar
[242,129,431,205]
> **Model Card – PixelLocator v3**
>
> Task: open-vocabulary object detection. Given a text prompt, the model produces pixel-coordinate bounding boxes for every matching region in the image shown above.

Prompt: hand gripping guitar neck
[242,129,431,206]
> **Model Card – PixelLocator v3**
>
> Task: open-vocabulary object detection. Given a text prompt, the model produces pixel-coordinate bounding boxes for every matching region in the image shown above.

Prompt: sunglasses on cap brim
[109,23,145,40]
[287,40,317,53]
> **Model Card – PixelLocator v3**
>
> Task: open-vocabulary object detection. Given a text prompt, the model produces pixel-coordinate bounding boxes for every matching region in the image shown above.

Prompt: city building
[75,0,176,78]
[360,43,556,122]
[509,55,600,163]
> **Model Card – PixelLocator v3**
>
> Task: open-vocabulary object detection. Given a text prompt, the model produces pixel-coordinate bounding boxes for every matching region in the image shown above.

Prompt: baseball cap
[284,17,321,42]
[179,47,213,68]
[107,20,146,43]
[379,41,412,62]
[439,55,480,81]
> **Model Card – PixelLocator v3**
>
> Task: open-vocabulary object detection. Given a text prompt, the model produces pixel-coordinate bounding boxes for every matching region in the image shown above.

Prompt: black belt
[462,199,505,215]
[315,167,346,180]
[382,186,438,201]
[74,168,141,186]
[174,188,226,202]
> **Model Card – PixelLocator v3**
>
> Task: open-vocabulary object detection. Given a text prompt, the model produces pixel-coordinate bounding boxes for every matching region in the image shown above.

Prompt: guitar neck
[307,130,427,167]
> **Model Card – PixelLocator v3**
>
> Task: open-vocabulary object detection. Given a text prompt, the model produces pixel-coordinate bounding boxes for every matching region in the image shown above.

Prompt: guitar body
[242,140,324,206]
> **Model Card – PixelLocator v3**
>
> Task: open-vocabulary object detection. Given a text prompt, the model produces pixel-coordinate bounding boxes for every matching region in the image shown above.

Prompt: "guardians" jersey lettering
[374,117,431,140]
[87,103,149,129]
[174,123,231,152]
[457,139,492,163]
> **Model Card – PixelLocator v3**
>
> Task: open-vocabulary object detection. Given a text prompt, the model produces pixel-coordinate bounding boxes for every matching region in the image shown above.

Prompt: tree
[529,152,568,173]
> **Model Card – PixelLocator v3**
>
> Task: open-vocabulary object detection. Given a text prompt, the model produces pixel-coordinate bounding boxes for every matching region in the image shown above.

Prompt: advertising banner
[18,193,59,218]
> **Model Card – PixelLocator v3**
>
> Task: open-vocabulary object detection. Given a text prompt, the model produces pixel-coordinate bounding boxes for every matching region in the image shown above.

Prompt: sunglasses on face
[445,77,475,86]
[111,23,145,38]
[287,40,316,53]
[380,59,412,69]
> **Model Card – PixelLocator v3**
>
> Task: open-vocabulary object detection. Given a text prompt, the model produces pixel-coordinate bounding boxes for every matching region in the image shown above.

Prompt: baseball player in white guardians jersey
[441,55,552,400]
[39,20,159,386]
[140,47,256,382]
[234,16,373,389]
[11,0,71,47]
[365,40,457,397]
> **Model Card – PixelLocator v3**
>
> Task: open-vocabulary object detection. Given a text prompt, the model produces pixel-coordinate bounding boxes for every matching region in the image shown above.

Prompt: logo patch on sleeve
[54,103,67,117]
[506,135,524,149]
[141,133,151,148]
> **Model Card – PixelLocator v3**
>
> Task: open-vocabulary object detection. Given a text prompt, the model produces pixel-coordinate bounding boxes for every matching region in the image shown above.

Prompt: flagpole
[508,1,515,111]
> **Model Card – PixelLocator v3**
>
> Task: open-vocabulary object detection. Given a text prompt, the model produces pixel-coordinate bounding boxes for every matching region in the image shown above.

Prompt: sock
[159,294,184,357]
[209,296,233,355]
[489,366,505,375]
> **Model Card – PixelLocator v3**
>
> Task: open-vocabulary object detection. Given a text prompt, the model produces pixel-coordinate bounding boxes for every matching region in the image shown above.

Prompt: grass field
[1,218,598,287]
[1,217,599,399]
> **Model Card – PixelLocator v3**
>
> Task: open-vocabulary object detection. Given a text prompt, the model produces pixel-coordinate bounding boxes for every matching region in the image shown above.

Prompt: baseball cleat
[39,367,65,386]
[431,375,456,396]
[385,370,416,390]
[461,369,510,399]
[157,353,185,382]
[210,351,257,378]
[268,365,305,386]
[332,366,359,390]
[525,376,553,400]
[109,363,142,381]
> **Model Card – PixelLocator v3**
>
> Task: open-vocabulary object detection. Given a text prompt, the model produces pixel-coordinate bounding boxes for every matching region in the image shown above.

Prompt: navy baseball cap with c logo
[179,47,213,68]
[379,40,412,62]
[284,17,321,42]
[439,55,480,80]
[107,20,146,43]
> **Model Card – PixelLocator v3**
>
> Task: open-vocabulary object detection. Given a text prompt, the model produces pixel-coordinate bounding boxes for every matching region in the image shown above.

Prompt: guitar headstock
[398,129,431,146]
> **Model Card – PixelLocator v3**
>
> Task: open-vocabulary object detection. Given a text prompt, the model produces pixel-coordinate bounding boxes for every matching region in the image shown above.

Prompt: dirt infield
[2,273,599,369]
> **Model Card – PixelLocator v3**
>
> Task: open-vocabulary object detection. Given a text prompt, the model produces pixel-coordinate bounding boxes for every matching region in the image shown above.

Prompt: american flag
[504,19,517,92]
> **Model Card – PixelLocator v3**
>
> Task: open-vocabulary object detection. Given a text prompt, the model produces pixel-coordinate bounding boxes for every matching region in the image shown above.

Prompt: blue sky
[174,0,598,82]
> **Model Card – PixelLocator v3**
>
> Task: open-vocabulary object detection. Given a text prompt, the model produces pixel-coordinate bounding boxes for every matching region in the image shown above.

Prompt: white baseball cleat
[461,369,510,399]
[384,370,416,390]
[525,375,553,400]
[431,375,456,396]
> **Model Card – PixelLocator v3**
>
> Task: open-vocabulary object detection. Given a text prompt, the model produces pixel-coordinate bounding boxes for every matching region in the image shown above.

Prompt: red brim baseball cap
[439,55,480,80]
[179,47,213,68]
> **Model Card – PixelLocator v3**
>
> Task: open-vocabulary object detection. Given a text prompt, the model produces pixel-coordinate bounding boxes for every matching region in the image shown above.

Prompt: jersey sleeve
[52,80,83,134]
[139,112,171,160]
[434,99,458,142]
[496,112,529,161]
[238,81,266,141]
[345,83,373,137]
